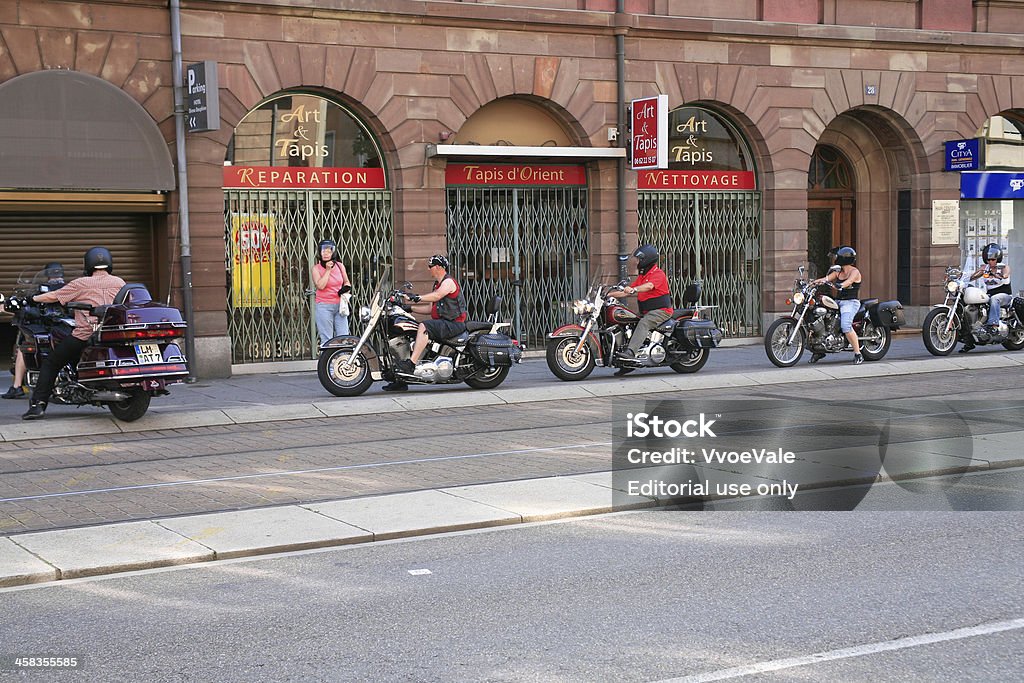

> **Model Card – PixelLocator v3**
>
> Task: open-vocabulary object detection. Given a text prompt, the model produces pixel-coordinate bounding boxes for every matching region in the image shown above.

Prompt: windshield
[370,265,394,307]
[14,267,73,294]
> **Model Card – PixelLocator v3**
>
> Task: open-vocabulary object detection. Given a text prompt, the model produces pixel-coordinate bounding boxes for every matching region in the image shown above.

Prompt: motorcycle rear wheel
[464,364,510,389]
[108,390,151,422]
[859,320,891,360]
[670,348,709,373]
[764,318,805,368]
[1002,326,1024,351]
[546,336,596,381]
[318,346,373,396]
[922,308,957,356]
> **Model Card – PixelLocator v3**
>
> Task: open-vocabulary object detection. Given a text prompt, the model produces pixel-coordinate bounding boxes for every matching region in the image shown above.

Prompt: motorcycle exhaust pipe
[91,390,133,401]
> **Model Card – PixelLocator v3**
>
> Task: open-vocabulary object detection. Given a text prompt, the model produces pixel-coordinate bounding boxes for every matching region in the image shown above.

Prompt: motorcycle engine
[388,336,412,360]
[414,356,454,382]
[641,343,667,365]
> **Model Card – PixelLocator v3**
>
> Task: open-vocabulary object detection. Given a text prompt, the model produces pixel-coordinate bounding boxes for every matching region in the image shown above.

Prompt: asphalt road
[1,472,1021,682]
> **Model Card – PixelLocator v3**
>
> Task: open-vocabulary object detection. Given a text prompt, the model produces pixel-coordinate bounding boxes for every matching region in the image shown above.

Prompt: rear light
[78,363,188,380]
[97,326,186,342]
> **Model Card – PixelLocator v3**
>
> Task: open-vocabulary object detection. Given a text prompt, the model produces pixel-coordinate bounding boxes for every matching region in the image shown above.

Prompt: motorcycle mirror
[798,266,805,276]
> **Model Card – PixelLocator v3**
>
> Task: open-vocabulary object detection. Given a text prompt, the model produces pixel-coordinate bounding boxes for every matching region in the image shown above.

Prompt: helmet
[84,247,113,274]
[833,246,857,266]
[318,239,337,254]
[428,254,450,271]
[43,261,64,281]
[633,244,659,274]
[982,243,1003,263]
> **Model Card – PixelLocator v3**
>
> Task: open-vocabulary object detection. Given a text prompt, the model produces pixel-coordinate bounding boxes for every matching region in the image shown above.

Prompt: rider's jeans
[987,293,1011,326]
[315,302,350,346]
[30,335,88,406]
[838,299,859,333]
[627,309,672,353]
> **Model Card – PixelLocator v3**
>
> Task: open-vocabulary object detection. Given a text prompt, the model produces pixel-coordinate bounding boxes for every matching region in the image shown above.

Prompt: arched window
[808,145,853,191]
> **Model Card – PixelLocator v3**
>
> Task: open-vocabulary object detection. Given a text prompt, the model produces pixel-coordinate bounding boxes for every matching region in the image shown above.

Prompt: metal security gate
[224,189,392,364]
[446,186,589,348]
[638,191,762,336]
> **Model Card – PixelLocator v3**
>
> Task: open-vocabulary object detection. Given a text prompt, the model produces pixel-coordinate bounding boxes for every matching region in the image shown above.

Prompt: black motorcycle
[1,268,189,421]
[317,268,522,396]
[922,264,1024,355]
[765,265,905,367]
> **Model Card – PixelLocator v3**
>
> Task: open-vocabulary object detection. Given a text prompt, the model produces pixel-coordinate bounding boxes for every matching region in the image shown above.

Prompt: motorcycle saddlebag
[870,300,906,329]
[468,333,514,367]
[674,318,723,349]
[1012,296,1024,323]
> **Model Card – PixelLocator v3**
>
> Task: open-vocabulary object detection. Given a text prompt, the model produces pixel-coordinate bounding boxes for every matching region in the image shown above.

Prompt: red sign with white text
[638,170,756,191]
[223,166,386,189]
[446,164,587,186]
[631,94,668,170]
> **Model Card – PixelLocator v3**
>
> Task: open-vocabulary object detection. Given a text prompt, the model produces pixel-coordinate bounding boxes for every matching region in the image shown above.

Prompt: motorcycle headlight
[792,292,805,305]
[359,305,372,323]
[571,299,593,316]
[946,281,959,293]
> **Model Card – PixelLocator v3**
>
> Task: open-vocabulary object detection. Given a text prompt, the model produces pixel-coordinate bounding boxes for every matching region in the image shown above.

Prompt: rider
[2,262,66,400]
[384,254,467,392]
[21,247,126,420]
[812,245,863,365]
[967,243,1012,344]
[608,244,673,376]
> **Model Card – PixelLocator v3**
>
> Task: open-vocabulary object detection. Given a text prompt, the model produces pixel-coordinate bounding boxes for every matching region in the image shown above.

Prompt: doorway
[807,145,856,277]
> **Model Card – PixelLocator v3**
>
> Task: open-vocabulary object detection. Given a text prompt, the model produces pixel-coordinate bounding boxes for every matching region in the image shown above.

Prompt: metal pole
[169,0,197,381]
[615,0,628,281]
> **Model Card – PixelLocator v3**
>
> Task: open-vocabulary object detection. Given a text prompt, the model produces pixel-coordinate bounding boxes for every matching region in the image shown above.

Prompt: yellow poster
[230,214,277,307]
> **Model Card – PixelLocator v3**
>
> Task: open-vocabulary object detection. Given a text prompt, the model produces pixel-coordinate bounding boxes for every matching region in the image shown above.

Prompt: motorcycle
[921,264,1024,355]
[1,268,189,421]
[546,274,723,381]
[317,267,523,396]
[764,264,905,367]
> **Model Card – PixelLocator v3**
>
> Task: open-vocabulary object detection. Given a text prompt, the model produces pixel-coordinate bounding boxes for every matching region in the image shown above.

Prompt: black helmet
[43,261,64,281]
[633,244,659,274]
[833,246,857,266]
[318,239,337,255]
[982,243,1003,263]
[84,247,113,274]
[427,254,450,271]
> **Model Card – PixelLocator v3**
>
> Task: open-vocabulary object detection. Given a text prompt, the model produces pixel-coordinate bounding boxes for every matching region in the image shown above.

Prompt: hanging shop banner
[960,172,1024,199]
[631,94,669,170]
[944,138,981,172]
[223,166,386,190]
[638,170,756,190]
[445,164,587,186]
[230,214,276,308]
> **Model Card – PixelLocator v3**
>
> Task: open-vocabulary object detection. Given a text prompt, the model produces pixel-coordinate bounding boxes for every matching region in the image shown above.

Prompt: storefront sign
[230,214,276,307]
[638,170,756,191]
[630,95,668,170]
[931,199,960,245]
[445,164,586,186]
[944,138,980,171]
[186,61,219,133]
[960,172,1024,199]
[223,166,386,189]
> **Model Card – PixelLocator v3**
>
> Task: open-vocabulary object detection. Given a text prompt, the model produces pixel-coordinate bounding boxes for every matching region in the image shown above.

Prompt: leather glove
[338,284,352,295]
[410,294,421,303]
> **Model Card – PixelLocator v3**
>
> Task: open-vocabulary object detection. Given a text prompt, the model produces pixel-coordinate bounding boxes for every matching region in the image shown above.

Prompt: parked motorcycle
[921,264,1024,355]
[317,268,523,396]
[546,274,723,381]
[764,265,905,367]
[1,269,189,421]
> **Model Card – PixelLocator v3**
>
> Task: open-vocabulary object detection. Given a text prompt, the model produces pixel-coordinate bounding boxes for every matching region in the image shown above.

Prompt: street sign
[186,60,220,133]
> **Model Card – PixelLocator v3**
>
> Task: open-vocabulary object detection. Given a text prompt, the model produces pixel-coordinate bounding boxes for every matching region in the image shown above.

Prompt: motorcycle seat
[671,308,696,319]
[860,298,879,308]
[465,321,491,333]
[446,331,471,345]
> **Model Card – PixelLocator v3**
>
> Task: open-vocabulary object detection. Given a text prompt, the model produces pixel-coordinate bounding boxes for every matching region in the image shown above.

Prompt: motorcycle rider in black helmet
[21,247,126,420]
[811,245,864,364]
[963,243,1012,350]
[607,244,673,376]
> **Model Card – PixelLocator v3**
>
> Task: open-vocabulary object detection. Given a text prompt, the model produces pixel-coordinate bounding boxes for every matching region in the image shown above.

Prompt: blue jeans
[315,302,350,346]
[987,293,1011,326]
[838,299,859,333]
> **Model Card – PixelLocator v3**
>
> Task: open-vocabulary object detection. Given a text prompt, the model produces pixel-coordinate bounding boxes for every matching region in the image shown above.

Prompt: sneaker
[396,359,415,375]
[613,367,635,377]
[381,381,408,392]
[21,402,46,420]
[1,385,27,399]
[808,352,826,364]
[853,353,864,365]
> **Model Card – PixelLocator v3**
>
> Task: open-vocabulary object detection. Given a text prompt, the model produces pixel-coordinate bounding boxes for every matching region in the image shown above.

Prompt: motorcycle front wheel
[764,318,806,367]
[108,390,151,422]
[670,348,709,373]
[922,308,957,356]
[464,364,511,389]
[859,320,892,360]
[546,336,596,381]
[318,346,373,396]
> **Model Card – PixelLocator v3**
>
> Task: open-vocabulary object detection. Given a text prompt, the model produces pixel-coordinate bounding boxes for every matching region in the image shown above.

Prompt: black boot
[2,385,27,399]
[381,381,408,392]
[808,352,826,364]
[614,367,635,377]
[22,401,46,420]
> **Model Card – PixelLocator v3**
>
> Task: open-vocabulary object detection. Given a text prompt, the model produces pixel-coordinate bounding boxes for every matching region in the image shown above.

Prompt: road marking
[407,569,432,576]
[0,441,613,503]
[655,617,1024,683]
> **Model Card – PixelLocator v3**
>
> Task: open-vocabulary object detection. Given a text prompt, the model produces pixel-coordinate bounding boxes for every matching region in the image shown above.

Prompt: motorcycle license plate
[134,343,162,365]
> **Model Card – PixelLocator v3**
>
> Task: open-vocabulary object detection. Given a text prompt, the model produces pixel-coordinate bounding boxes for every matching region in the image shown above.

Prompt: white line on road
[0,441,613,503]
[655,617,1024,683]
